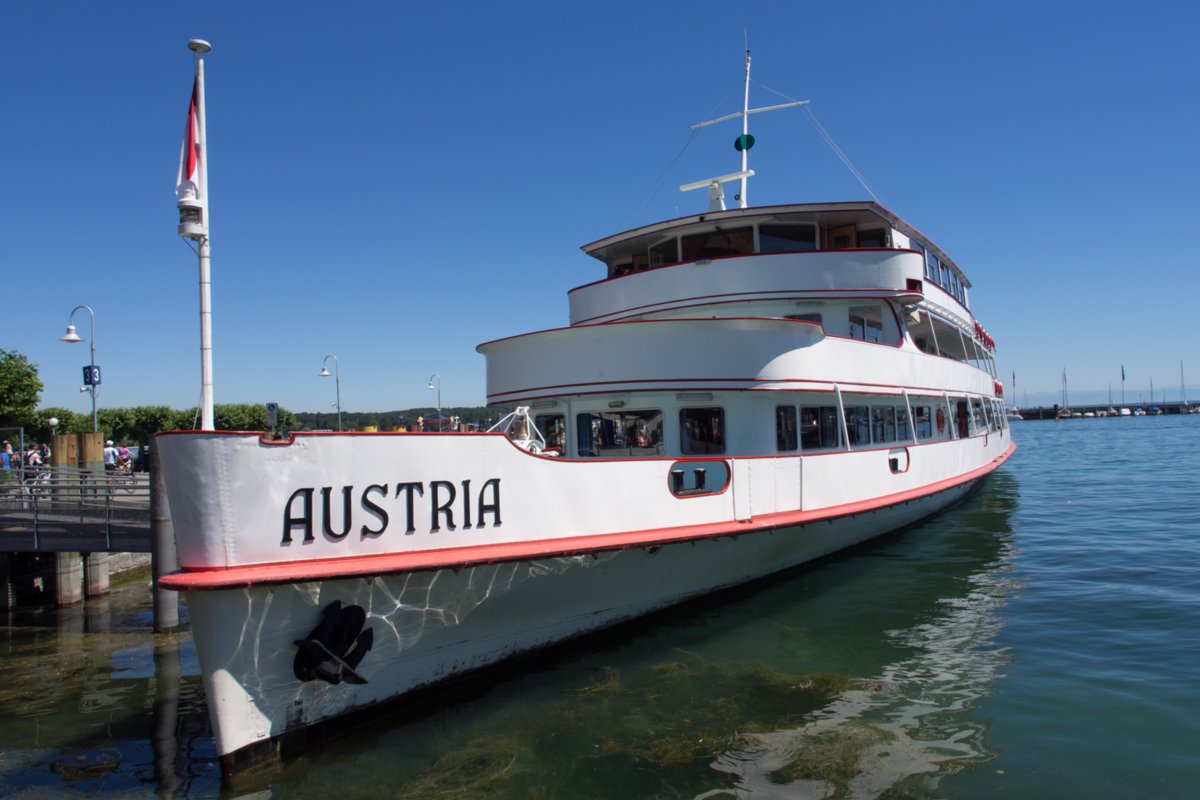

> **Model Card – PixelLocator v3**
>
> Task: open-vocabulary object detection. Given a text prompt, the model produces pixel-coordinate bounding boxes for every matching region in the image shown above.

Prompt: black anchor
[293,600,374,685]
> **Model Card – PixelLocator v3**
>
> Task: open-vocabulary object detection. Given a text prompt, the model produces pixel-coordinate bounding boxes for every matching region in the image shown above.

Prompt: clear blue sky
[3,1,1198,415]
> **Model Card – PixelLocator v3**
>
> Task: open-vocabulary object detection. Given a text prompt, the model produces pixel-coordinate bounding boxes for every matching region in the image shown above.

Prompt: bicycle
[20,466,51,505]
[107,461,138,496]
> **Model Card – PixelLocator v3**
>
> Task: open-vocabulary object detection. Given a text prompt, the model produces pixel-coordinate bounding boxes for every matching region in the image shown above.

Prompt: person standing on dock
[103,440,119,473]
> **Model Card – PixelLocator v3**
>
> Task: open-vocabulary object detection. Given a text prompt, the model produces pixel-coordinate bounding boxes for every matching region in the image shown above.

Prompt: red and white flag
[175,78,200,200]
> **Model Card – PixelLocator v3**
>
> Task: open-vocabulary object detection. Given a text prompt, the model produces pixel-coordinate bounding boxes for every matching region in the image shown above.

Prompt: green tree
[0,349,44,428]
[176,403,297,433]
[128,406,192,444]
[32,407,81,441]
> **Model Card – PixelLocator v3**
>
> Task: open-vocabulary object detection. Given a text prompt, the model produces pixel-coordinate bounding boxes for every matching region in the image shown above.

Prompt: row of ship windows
[912,242,968,306]
[532,398,1004,459]
[612,222,893,275]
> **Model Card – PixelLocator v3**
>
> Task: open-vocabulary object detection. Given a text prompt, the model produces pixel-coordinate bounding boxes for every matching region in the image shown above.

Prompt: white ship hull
[159,428,1012,768]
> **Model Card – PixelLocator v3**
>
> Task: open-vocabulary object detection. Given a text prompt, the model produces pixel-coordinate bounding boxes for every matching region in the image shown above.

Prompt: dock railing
[0,464,150,551]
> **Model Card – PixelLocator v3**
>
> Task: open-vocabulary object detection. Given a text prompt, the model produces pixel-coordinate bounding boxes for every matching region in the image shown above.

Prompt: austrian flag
[176,78,200,200]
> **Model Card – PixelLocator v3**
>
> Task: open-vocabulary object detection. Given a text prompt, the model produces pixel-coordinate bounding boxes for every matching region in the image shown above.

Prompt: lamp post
[427,374,441,431]
[60,304,98,432]
[318,355,342,431]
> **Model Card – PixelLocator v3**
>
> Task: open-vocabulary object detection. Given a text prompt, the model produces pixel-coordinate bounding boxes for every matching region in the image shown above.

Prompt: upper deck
[571,201,972,325]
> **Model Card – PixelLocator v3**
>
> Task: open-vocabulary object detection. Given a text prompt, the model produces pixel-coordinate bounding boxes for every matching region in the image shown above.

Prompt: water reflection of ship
[703,470,1020,798]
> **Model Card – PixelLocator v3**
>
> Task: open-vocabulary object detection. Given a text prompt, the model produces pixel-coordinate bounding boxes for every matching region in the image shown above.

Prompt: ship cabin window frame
[786,312,823,326]
[759,222,818,253]
[871,406,898,444]
[970,397,987,435]
[856,227,890,248]
[776,405,798,451]
[534,413,566,453]
[800,405,841,451]
[913,404,934,439]
[844,405,871,447]
[680,226,754,262]
[599,209,918,277]
[680,406,726,455]
[648,237,678,268]
[896,405,911,441]
[849,304,885,344]
[576,409,664,458]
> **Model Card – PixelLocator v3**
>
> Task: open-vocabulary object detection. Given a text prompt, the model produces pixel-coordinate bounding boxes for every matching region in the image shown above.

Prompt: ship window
[913,405,933,439]
[760,223,817,252]
[844,405,871,447]
[827,224,857,249]
[971,398,987,434]
[680,407,725,454]
[576,410,663,457]
[940,262,951,289]
[872,406,897,443]
[786,313,823,325]
[649,237,677,267]
[857,227,889,247]
[681,227,753,261]
[800,406,840,450]
[896,406,911,440]
[925,250,939,281]
[534,414,566,452]
[849,305,883,343]
[954,399,969,438]
[776,406,798,451]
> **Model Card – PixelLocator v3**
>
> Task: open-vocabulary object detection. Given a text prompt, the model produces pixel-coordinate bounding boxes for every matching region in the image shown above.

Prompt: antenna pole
[739,50,751,209]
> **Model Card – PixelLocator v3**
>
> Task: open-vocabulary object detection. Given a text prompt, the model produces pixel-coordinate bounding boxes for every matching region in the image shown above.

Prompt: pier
[0,432,176,629]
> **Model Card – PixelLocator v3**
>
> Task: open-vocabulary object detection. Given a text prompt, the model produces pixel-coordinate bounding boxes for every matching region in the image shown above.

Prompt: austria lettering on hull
[282,478,502,544]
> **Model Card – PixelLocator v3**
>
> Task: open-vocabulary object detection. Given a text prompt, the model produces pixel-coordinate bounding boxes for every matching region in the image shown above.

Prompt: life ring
[936,408,946,433]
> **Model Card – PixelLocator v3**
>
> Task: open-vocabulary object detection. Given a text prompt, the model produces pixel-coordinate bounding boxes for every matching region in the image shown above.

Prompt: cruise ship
[157,53,1015,772]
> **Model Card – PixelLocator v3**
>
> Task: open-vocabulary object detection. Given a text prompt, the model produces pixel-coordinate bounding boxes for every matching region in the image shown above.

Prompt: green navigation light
[734,134,755,152]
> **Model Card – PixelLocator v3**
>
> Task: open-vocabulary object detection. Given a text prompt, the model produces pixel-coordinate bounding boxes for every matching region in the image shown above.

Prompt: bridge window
[857,227,889,247]
[760,223,817,252]
[649,237,677,267]
[682,227,753,261]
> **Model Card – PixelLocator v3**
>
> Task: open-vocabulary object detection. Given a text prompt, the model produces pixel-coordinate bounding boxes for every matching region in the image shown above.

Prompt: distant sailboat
[1182,362,1195,413]
[1007,369,1023,420]
[1057,368,1071,419]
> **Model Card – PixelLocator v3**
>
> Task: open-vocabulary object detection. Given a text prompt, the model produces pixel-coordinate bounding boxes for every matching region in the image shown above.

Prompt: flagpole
[189,39,214,430]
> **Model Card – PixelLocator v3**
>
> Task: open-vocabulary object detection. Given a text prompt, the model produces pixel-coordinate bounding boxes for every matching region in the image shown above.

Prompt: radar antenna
[682,50,809,209]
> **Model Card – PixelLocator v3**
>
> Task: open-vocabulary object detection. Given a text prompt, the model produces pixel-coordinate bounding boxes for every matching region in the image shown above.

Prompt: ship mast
[683,50,809,211]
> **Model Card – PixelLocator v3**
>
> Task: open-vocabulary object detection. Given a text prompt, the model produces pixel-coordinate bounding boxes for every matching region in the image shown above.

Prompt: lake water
[1,415,1197,798]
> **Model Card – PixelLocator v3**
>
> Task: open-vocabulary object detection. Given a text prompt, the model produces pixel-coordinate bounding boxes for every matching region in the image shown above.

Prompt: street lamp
[318,354,342,431]
[60,304,98,432]
[427,374,441,432]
